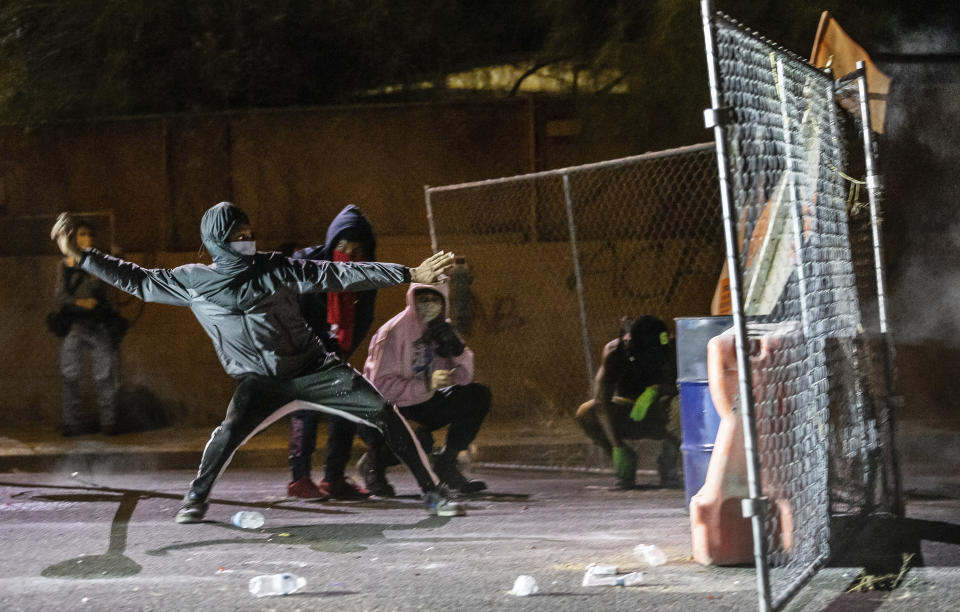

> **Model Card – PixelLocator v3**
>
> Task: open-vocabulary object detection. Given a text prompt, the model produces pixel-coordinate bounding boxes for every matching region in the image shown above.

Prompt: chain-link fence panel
[705,5,895,610]
[426,144,723,445]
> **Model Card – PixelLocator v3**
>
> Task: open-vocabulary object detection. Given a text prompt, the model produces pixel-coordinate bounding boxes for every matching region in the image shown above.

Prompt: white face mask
[229,240,256,256]
[415,301,443,323]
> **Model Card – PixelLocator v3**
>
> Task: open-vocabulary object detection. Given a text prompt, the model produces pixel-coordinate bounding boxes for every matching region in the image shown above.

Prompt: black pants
[362,383,491,464]
[575,395,681,479]
[187,358,437,501]
[288,412,356,482]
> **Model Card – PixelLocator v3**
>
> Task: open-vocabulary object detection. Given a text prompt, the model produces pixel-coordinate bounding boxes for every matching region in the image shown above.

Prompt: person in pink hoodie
[360,282,490,495]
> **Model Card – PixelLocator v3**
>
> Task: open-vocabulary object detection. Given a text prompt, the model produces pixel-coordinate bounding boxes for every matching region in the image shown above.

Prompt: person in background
[55,220,122,436]
[52,203,465,522]
[360,282,491,496]
[286,205,378,501]
[575,315,681,489]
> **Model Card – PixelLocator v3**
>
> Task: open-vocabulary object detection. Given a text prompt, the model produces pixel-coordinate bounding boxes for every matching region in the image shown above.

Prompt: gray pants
[60,322,118,432]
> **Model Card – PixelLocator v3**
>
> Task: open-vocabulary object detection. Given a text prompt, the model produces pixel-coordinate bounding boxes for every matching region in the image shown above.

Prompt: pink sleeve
[450,346,474,386]
[365,329,428,406]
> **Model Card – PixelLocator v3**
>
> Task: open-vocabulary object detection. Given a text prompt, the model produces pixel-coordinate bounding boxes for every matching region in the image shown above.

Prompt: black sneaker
[174,494,209,524]
[423,487,466,517]
[357,452,396,497]
[432,455,487,495]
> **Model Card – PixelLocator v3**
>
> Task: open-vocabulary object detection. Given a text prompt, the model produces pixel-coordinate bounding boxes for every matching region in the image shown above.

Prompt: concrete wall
[0,96,950,433]
[0,99,537,256]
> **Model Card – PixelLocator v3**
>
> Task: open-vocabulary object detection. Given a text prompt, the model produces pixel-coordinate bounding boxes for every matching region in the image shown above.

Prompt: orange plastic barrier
[689,323,799,566]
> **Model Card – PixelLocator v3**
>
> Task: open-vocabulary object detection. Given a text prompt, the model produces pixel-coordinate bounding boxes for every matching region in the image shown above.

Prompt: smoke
[878,21,960,151]
[875,17,960,348]
[890,223,960,347]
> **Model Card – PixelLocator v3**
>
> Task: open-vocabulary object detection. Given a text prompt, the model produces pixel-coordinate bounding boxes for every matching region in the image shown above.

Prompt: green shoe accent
[612,446,637,486]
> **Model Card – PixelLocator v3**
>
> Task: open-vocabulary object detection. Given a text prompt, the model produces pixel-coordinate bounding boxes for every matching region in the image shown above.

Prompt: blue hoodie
[79,202,410,378]
[293,205,377,358]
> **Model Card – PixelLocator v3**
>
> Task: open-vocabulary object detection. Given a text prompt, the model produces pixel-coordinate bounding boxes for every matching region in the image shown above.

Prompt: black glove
[424,319,465,358]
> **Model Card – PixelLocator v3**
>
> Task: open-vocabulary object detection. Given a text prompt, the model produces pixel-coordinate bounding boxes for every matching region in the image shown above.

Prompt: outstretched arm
[288,251,456,294]
[51,213,191,306]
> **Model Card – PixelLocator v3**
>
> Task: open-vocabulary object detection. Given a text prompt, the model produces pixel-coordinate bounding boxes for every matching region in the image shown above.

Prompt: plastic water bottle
[231,511,265,529]
[510,575,539,596]
[248,573,307,597]
[634,544,667,566]
[581,565,644,587]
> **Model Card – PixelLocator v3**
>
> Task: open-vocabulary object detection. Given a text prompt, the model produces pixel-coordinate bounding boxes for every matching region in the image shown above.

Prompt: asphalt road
[0,468,958,611]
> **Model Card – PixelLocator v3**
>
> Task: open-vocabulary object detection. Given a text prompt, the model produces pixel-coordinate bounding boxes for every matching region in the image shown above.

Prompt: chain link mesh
[426,144,723,440]
[710,10,893,608]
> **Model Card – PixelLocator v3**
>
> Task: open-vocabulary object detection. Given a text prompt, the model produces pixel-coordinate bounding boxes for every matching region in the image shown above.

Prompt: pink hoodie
[363,282,474,407]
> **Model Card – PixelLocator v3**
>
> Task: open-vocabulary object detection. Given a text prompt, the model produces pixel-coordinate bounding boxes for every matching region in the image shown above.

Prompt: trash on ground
[231,511,265,529]
[248,573,307,597]
[582,564,643,587]
[634,544,667,566]
[510,575,539,596]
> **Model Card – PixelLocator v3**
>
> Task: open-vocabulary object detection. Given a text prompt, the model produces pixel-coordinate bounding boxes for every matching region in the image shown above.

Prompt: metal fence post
[425,186,439,253]
[562,173,595,392]
[856,61,904,516]
[700,1,771,610]
[855,61,889,335]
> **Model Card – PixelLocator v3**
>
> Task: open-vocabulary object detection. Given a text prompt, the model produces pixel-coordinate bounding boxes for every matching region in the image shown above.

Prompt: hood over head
[201,202,254,275]
[405,282,448,327]
[625,315,669,369]
[293,204,376,262]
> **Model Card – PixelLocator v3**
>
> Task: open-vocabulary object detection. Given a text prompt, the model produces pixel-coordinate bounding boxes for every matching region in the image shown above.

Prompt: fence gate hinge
[703,106,735,129]
[742,496,769,518]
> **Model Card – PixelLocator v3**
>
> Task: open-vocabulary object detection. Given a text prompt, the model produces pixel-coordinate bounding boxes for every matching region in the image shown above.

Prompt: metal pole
[855,61,889,334]
[561,173,595,390]
[424,186,439,253]
[700,2,771,610]
[855,61,904,516]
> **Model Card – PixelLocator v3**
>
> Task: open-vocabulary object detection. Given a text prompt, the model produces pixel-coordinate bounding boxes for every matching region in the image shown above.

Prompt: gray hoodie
[79,202,410,378]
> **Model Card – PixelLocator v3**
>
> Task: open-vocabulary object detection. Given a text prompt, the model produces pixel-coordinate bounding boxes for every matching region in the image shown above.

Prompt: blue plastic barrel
[675,316,732,507]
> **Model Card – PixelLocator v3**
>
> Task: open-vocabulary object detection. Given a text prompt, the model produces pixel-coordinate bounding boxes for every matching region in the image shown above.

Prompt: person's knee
[574,400,596,426]
[59,357,82,380]
[469,383,492,418]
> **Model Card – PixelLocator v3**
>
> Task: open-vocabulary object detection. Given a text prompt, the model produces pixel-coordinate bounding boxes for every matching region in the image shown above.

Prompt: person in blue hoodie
[51,203,465,522]
[286,205,379,501]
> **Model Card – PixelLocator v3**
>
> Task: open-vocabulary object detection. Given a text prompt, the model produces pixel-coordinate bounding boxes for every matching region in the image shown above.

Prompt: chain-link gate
[425,144,723,446]
[702,1,900,610]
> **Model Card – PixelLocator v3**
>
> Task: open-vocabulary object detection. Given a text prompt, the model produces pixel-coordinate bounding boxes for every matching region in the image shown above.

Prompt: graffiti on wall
[450,293,526,336]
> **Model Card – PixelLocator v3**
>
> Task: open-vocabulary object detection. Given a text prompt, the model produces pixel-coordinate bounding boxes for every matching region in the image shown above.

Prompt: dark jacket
[79,202,409,378]
[57,262,110,322]
[293,205,377,358]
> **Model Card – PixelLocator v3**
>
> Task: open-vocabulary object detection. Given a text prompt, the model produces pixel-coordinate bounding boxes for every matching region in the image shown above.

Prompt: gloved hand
[630,386,660,422]
[424,319,465,357]
[612,446,637,487]
[430,369,454,391]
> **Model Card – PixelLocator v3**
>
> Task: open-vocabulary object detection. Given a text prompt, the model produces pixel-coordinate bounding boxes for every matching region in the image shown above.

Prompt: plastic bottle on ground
[581,566,644,587]
[248,573,307,597]
[231,511,265,529]
[510,575,539,596]
[634,544,667,566]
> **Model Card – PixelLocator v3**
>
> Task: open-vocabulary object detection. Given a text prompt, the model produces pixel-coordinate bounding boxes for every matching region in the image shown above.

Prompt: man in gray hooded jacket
[52,202,462,522]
